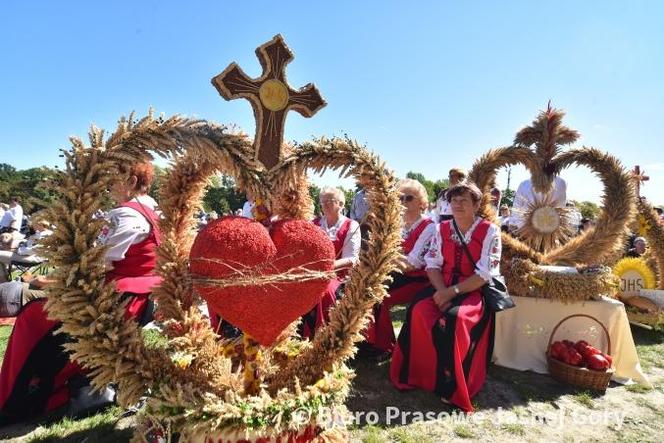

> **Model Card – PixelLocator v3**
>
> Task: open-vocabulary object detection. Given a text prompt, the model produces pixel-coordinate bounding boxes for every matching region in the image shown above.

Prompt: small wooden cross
[212,34,326,169]
[631,165,650,197]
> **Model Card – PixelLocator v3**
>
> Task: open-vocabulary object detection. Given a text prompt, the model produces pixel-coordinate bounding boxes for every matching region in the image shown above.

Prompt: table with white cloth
[493,295,651,387]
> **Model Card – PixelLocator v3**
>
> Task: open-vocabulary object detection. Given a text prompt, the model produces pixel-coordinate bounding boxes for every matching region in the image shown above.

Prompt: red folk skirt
[364,272,431,353]
[300,278,341,339]
[389,286,494,412]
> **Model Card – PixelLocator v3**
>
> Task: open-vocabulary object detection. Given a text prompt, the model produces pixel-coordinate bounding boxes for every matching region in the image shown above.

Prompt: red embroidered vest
[313,217,352,257]
[402,218,433,278]
[104,201,162,294]
[440,219,490,287]
[313,216,352,278]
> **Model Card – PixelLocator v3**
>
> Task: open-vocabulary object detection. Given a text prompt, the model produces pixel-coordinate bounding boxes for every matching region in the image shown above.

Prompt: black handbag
[452,220,515,312]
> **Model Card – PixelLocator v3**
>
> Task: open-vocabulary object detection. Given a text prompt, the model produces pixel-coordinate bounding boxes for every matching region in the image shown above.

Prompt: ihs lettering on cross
[212,34,326,170]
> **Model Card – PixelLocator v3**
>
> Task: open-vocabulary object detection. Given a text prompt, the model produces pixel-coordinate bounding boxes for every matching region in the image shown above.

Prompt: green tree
[202,174,245,216]
[574,200,600,220]
[406,171,435,202]
[501,188,516,207]
[309,184,321,216]
[149,164,167,201]
[432,179,449,201]
[406,171,449,202]
[0,164,58,212]
[342,187,354,215]
[0,163,18,203]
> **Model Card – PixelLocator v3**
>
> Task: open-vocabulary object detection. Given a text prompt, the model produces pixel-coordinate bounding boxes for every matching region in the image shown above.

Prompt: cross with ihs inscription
[631,165,650,197]
[212,35,326,169]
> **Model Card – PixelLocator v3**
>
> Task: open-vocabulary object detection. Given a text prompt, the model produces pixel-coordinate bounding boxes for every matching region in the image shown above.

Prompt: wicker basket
[546,314,614,392]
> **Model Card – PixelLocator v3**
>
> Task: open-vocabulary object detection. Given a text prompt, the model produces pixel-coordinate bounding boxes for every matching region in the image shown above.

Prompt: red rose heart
[190,216,335,346]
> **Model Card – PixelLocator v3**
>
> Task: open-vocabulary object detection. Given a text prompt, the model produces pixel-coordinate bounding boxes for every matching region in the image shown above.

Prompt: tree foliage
[0,163,58,212]
[501,188,516,207]
[405,171,448,202]
[201,174,246,216]
[573,200,601,220]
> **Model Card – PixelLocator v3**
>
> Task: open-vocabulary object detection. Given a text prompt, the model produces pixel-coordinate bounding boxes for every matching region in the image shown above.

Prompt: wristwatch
[452,285,461,295]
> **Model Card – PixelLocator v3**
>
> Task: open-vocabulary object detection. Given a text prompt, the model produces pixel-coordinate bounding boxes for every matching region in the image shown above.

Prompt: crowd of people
[0,163,662,424]
[0,197,50,284]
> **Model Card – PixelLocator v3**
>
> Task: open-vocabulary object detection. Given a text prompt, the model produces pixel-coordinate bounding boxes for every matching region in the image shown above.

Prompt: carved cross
[631,165,650,197]
[212,34,326,169]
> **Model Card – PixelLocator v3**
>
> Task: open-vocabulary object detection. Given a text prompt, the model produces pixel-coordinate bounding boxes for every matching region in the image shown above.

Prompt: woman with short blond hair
[365,178,435,353]
[302,186,361,338]
[391,181,501,412]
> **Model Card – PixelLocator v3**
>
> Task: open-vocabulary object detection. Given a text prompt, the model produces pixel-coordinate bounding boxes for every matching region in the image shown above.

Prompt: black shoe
[67,384,116,419]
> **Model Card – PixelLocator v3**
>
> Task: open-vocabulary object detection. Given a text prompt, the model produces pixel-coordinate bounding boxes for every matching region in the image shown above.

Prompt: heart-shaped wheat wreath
[41,35,402,442]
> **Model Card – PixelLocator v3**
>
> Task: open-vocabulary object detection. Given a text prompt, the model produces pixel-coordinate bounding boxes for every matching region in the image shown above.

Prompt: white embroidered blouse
[402,216,436,270]
[424,217,502,282]
[317,215,361,264]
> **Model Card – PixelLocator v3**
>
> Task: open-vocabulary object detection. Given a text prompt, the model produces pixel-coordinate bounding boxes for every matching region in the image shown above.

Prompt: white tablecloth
[493,295,651,386]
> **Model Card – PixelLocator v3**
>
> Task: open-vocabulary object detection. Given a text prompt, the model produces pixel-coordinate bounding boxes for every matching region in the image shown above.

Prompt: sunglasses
[399,194,415,203]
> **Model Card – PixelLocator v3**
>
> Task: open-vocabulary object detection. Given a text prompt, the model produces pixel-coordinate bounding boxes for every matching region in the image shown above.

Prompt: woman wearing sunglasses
[365,179,435,354]
[390,181,501,412]
[301,186,361,338]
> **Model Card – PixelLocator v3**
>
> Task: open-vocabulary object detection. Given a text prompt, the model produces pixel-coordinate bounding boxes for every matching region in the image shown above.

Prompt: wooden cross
[631,165,650,197]
[212,34,326,169]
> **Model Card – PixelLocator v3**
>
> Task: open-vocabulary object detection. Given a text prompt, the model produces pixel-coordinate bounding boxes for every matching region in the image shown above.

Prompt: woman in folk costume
[365,179,435,353]
[302,186,361,338]
[390,182,501,412]
[0,162,161,424]
[100,161,162,319]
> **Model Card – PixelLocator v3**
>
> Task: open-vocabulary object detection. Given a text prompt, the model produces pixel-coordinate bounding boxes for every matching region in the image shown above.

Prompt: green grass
[501,423,526,436]
[390,305,407,334]
[453,424,476,439]
[573,391,596,409]
[0,326,169,362]
[360,425,383,443]
[25,406,128,442]
[142,327,168,349]
[632,327,664,370]
[388,427,434,443]
[625,383,653,394]
[0,325,12,360]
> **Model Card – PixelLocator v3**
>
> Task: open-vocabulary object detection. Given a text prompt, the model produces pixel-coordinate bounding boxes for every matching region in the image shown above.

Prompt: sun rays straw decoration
[41,35,403,442]
[469,103,635,302]
[512,194,576,253]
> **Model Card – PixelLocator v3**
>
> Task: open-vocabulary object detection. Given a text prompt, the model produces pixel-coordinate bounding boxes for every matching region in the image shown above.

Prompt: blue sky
[1,1,663,204]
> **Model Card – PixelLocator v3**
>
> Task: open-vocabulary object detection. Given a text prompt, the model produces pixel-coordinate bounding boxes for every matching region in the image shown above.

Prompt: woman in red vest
[302,186,361,338]
[101,162,161,318]
[0,162,161,424]
[390,182,501,412]
[365,179,435,353]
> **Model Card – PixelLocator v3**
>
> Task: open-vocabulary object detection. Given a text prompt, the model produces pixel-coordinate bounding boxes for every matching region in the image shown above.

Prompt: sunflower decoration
[612,257,657,295]
[612,257,664,328]
[513,194,576,253]
[637,213,652,237]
